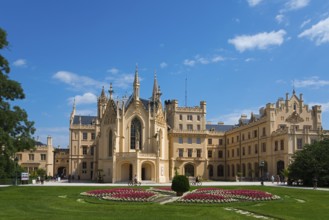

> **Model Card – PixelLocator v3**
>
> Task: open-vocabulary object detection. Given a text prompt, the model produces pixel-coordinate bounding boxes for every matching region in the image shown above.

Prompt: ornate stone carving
[285,111,304,124]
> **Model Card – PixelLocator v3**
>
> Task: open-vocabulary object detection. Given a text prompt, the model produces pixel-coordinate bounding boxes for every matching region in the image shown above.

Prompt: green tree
[0,28,35,179]
[288,138,329,187]
[171,175,190,196]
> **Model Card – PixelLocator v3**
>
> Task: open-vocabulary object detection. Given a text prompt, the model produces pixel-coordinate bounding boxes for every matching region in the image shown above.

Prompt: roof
[206,124,234,132]
[72,115,96,125]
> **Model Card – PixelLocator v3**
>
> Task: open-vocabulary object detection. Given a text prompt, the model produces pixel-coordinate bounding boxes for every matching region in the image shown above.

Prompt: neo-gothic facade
[69,67,327,183]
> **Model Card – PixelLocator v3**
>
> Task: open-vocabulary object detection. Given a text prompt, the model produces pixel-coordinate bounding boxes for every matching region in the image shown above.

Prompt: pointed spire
[109,83,114,100]
[133,64,140,100]
[101,86,106,98]
[152,70,159,101]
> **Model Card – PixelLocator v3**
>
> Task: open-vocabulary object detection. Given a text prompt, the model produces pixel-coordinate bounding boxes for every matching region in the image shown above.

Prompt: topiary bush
[171,175,190,196]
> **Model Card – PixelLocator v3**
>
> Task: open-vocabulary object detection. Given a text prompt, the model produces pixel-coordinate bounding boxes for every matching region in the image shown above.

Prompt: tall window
[83,146,87,155]
[188,149,192,157]
[197,124,201,131]
[196,137,201,144]
[208,150,212,158]
[275,141,278,151]
[217,165,224,177]
[218,150,223,158]
[187,115,192,120]
[178,137,183,144]
[219,139,223,145]
[196,149,201,158]
[83,132,88,140]
[91,146,94,156]
[188,137,192,144]
[179,114,183,120]
[178,148,183,157]
[187,124,193,130]
[297,138,303,149]
[197,115,201,121]
[91,133,95,140]
[109,130,113,156]
[255,144,258,154]
[262,142,266,152]
[179,124,183,130]
[82,162,87,169]
[130,118,142,150]
[280,139,285,150]
[208,138,212,145]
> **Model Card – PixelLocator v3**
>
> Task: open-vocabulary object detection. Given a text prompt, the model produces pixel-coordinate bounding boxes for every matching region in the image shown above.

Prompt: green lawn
[0,185,328,220]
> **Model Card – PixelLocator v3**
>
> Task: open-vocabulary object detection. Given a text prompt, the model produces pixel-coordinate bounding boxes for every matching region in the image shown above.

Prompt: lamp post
[259,160,265,186]
[14,156,19,186]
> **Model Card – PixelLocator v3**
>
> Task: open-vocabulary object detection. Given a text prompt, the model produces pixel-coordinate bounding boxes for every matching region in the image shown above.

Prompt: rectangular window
[262,127,266,136]
[227,138,229,144]
[41,154,46,161]
[208,150,212,158]
[237,148,240,156]
[254,130,258,138]
[91,146,94,156]
[232,149,234,157]
[208,138,212,145]
[218,150,223,158]
[188,137,192,144]
[275,141,278,151]
[187,124,193,130]
[236,136,239,142]
[231,137,234,143]
[197,149,201,158]
[82,162,87,169]
[179,124,183,130]
[178,149,183,157]
[178,137,183,144]
[197,124,201,131]
[219,139,223,145]
[248,146,251,155]
[197,115,201,121]
[242,134,245,141]
[255,144,258,154]
[83,132,88,140]
[248,132,251,139]
[188,149,192,157]
[227,150,230,158]
[196,138,201,144]
[179,114,183,120]
[262,143,266,152]
[29,154,34,161]
[90,162,94,169]
[280,140,284,150]
[242,147,245,156]
[91,133,95,140]
[83,146,88,155]
[187,115,193,121]
[297,138,303,149]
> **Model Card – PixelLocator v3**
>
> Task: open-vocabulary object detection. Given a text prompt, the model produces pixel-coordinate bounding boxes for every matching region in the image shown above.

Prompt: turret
[133,65,140,101]
[98,86,108,120]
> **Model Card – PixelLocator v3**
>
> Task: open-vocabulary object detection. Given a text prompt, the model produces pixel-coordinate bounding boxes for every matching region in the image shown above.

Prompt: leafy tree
[288,138,329,187]
[0,27,35,178]
[171,175,190,196]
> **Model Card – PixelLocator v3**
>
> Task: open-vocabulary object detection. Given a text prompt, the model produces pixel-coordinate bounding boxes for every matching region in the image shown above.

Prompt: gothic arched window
[130,118,142,150]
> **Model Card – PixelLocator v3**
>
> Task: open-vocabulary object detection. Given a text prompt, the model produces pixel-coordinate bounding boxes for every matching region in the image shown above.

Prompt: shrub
[171,175,190,196]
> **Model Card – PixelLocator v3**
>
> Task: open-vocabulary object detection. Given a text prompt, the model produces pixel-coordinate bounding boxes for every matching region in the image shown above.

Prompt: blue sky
[1,0,329,148]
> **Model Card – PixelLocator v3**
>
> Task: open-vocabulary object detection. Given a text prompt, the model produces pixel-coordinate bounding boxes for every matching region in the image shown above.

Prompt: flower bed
[177,188,280,203]
[148,187,176,195]
[81,188,158,202]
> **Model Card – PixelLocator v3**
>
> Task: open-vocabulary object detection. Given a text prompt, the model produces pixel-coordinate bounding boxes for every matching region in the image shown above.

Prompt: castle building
[16,136,54,177]
[69,68,326,183]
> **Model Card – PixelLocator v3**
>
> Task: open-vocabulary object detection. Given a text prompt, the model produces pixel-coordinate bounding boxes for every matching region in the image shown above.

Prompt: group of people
[271,175,284,184]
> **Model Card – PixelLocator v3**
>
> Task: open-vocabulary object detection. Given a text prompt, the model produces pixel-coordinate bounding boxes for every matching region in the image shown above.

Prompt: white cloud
[107,67,119,74]
[106,73,135,89]
[247,0,263,7]
[298,17,329,45]
[245,58,255,62]
[284,0,310,11]
[53,71,106,91]
[160,62,168,68]
[275,14,285,24]
[294,77,329,88]
[68,93,97,106]
[300,19,311,28]
[209,108,259,125]
[183,59,196,67]
[13,59,27,67]
[228,30,286,52]
[183,55,224,67]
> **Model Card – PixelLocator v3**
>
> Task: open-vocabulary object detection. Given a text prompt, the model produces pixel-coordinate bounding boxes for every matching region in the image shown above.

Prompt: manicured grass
[0,185,328,220]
